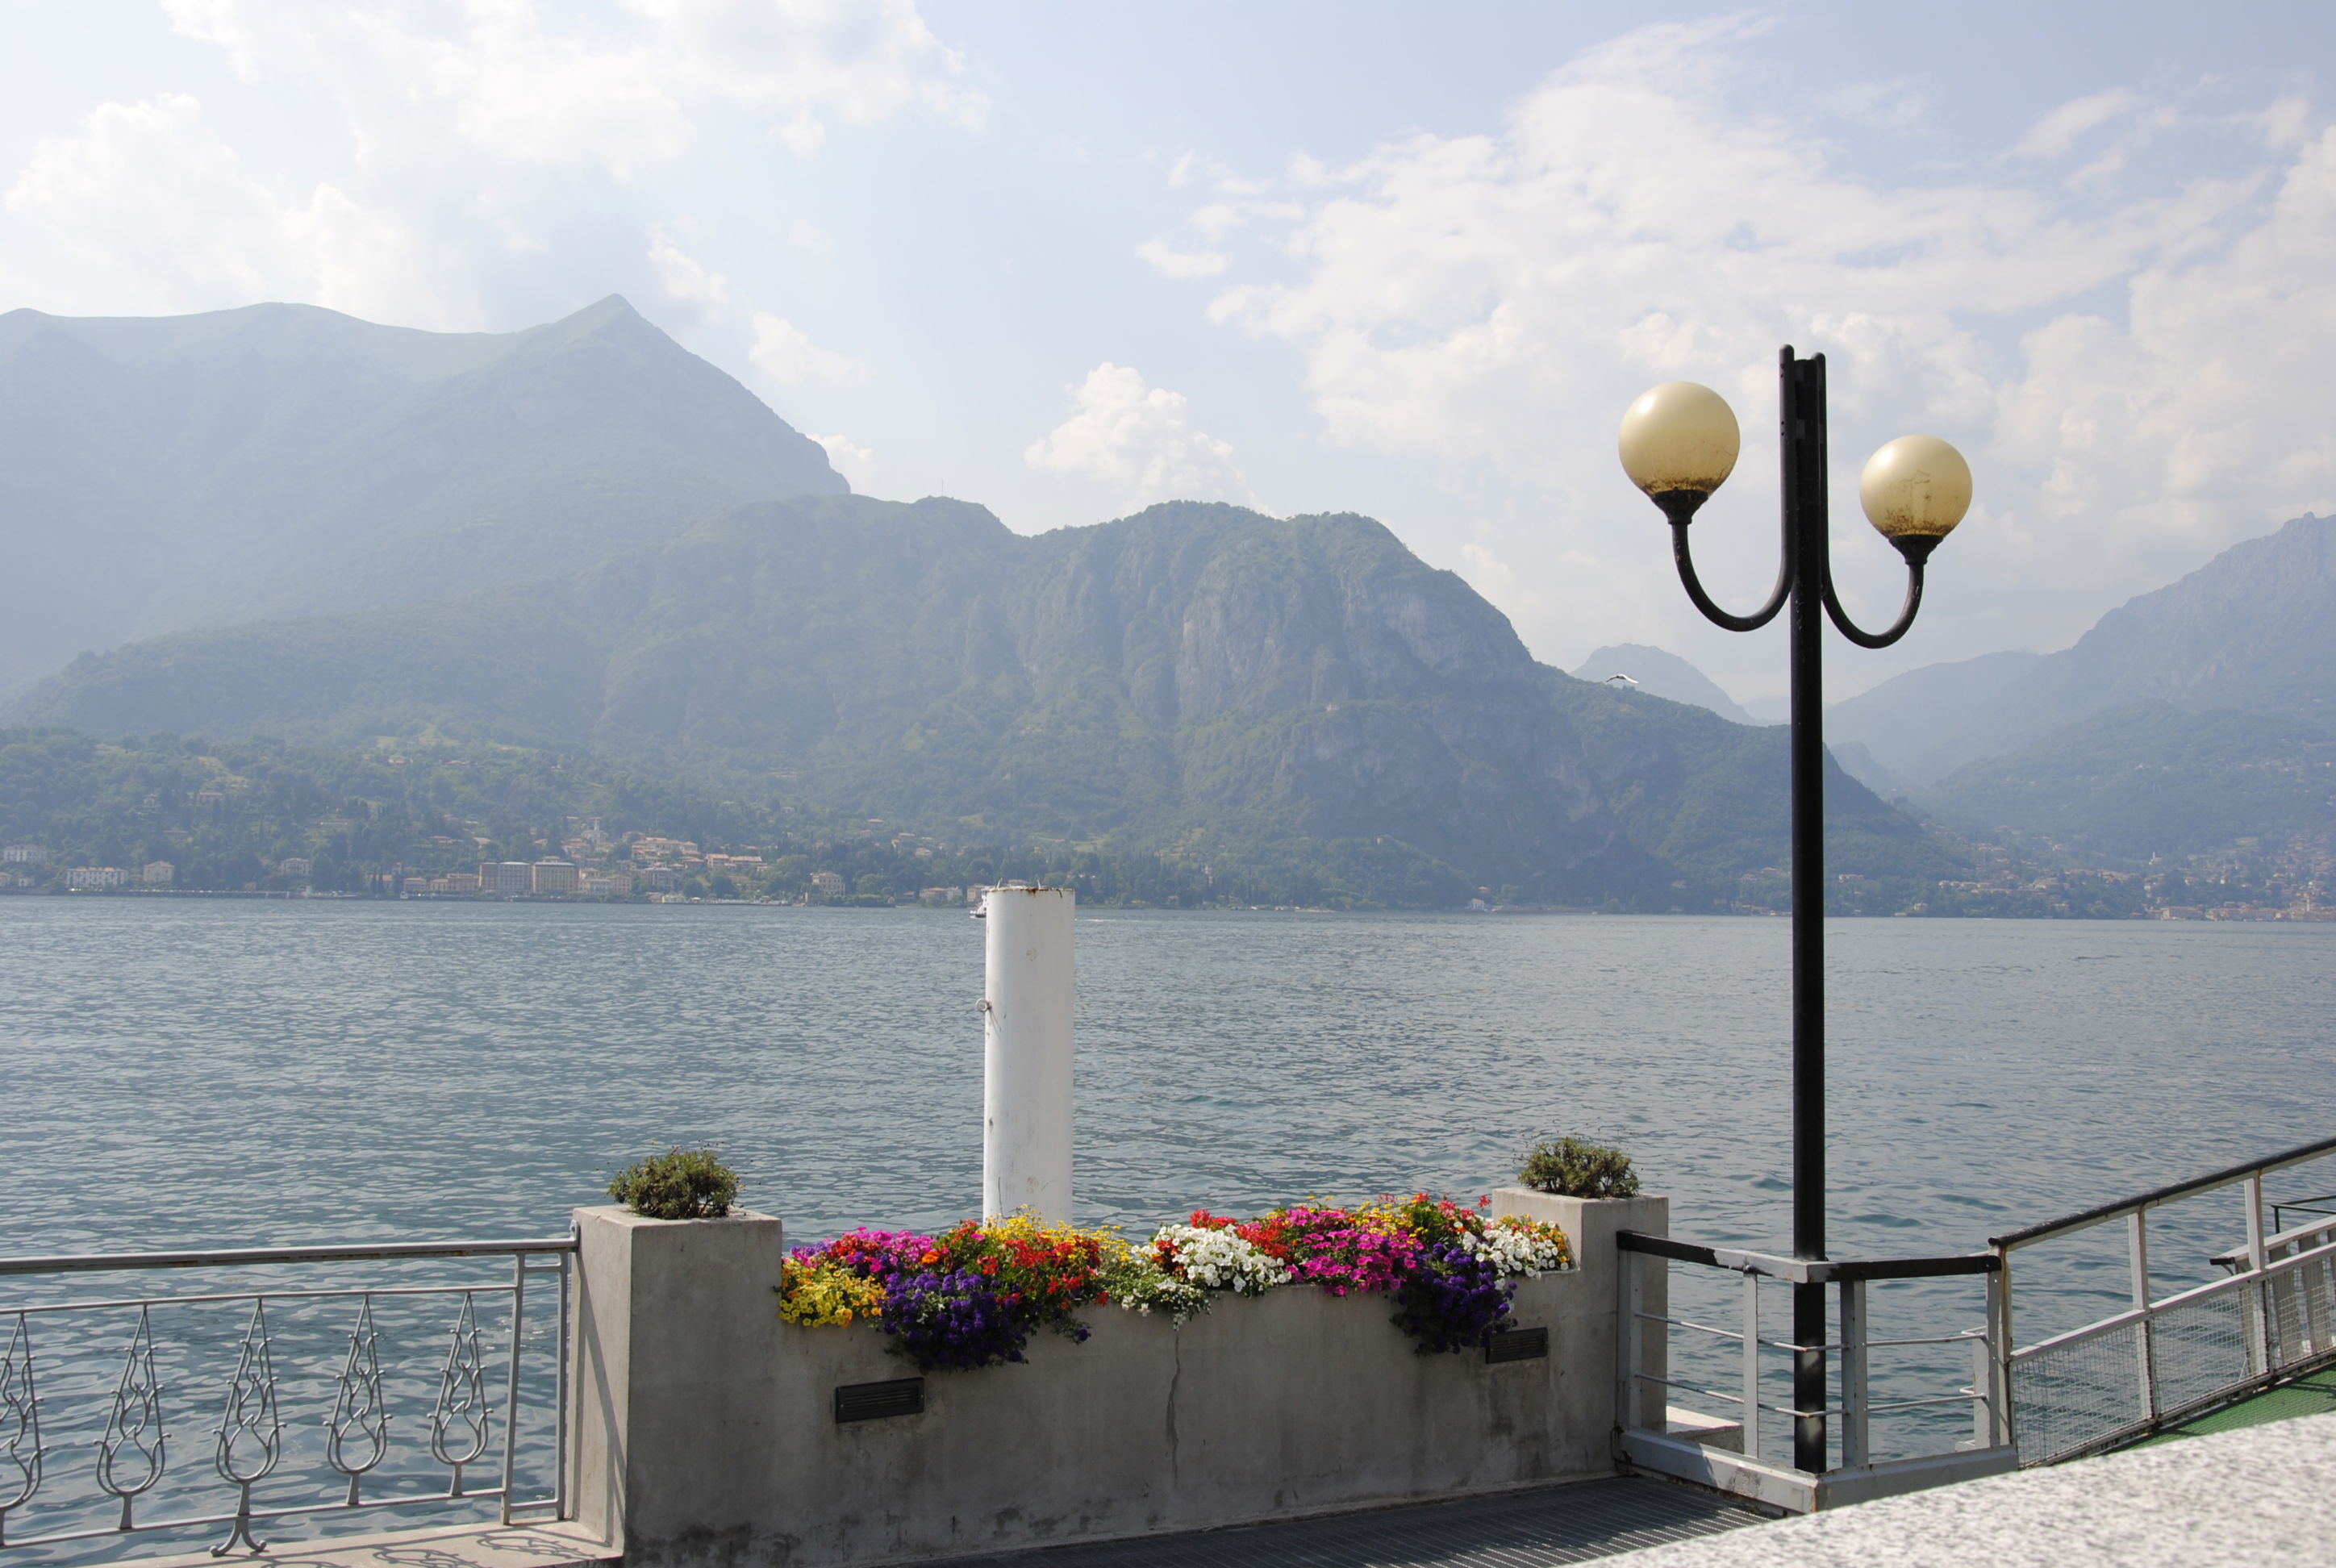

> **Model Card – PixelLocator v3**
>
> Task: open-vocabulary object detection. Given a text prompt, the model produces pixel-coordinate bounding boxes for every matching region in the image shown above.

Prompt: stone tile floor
[100,1478,1760,1568]
[123,1520,615,1568]
[958,1478,1767,1568]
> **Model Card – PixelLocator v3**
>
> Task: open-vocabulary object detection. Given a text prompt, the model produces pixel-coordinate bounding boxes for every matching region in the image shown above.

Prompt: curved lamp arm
[1821,558,1926,648]
[1667,503,1792,633]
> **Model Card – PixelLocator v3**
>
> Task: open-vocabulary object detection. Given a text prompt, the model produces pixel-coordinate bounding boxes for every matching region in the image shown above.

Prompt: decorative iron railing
[0,1236,574,1558]
[1613,1232,2016,1513]
[1992,1132,2336,1466]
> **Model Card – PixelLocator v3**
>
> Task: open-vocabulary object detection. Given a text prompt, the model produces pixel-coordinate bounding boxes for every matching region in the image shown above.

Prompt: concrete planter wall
[1490,1186,1671,1433]
[573,1191,1668,1568]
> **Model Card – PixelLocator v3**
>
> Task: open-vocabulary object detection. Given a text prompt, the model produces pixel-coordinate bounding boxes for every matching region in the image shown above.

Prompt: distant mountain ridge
[1835,514,2335,785]
[1569,644,1758,724]
[1892,514,2336,865]
[0,295,843,697]
[11,496,1942,906]
[1824,651,2047,786]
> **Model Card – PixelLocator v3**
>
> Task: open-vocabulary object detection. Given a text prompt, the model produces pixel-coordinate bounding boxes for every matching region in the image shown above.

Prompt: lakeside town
[2,819,981,907]
[8,815,2332,920]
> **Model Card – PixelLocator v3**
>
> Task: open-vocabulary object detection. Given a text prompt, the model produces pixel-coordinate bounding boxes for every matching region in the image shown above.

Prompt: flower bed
[778,1195,1572,1371]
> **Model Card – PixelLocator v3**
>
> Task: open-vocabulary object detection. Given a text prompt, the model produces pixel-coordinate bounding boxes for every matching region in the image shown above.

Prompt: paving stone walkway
[959,1478,1767,1568]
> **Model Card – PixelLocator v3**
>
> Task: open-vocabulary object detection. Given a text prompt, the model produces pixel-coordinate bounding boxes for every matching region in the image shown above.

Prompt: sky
[4,2,2334,702]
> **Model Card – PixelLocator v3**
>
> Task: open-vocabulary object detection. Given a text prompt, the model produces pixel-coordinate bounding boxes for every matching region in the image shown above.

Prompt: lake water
[2,899,2332,1491]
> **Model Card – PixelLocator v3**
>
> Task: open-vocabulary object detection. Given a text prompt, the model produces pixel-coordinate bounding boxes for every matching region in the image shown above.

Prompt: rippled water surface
[3,901,2330,1257]
[2,899,2331,1495]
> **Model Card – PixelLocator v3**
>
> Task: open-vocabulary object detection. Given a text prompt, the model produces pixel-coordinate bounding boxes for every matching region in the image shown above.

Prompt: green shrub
[1519,1137,1641,1199]
[608,1145,740,1220]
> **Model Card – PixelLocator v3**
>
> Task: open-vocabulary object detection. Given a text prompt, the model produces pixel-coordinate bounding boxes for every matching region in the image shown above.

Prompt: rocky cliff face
[566,498,1629,888]
[14,495,1930,903]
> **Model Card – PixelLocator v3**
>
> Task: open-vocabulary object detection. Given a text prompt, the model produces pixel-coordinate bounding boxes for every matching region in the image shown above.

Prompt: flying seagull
[1603,673,1638,687]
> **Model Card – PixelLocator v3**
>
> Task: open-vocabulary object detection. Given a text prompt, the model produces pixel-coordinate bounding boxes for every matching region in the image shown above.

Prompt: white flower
[1461,1218,1571,1277]
[1151,1224,1291,1295]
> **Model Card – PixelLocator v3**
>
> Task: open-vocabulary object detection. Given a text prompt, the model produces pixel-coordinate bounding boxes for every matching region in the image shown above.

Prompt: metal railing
[0,1235,576,1557]
[1992,1132,2336,1466]
[2270,1193,2336,1233]
[1613,1232,2017,1512]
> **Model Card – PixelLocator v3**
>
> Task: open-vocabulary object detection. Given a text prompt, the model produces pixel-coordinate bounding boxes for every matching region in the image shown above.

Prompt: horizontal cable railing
[0,1235,575,1558]
[1992,1134,2336,1466]
[1614,1231,2009,1510]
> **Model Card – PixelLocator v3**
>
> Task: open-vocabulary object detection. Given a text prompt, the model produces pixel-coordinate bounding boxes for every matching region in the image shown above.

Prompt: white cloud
[1820,79,1928,131]
[161,0,982,177]
[4,94,431,321]
[1174,19,2336,665]
[1,2,979,325]
[1136,236,1229,278]
[1024,363,1246,505]
[807,431,873,487]
[649,231,729,313]
[2014,90,2147,160]
[749,312,857,381]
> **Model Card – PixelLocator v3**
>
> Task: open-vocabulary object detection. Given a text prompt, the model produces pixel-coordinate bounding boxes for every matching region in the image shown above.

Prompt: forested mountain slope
[13,497,1940,906]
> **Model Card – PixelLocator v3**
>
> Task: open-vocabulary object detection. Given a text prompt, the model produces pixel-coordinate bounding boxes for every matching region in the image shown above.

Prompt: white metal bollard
[982,884,1075,1223]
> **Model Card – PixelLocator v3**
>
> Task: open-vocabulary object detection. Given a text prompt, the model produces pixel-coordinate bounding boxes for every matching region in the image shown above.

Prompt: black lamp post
[1616,347,1972,1472]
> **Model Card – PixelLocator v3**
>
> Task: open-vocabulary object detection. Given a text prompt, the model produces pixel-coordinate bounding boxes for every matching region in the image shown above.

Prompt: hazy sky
[5,2,2334,700]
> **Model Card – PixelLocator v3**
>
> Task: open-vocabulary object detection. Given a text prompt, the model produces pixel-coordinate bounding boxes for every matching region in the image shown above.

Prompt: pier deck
[2132,1363,2336,1448]
[102,1478,1760,1568]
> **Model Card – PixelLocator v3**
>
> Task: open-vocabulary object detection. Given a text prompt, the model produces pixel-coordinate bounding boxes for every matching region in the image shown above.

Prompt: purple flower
[1390,1239,1514,1354]
[880,1268,1034,1371]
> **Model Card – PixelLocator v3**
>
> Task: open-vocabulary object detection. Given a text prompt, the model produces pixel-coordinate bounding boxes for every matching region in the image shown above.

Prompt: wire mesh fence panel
[2265,1257,2335,1370]
[2146,1287,2250,1420]
[2013,1319,2147,1466]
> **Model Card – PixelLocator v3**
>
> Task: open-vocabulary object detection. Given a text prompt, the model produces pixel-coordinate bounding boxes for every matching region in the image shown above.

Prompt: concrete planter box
[574,1194,1669,1568]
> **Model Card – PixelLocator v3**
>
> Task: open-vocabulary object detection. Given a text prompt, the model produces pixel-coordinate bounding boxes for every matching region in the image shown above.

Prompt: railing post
[557,1245,574,1521]
[2305,1229,2334,1358]
[1991,1247,2017,1454]
[1616,1238,1644,1437]
[1838,1278,1868,1469]
[1742,1273,1762,1464]
[2128,1211,2156,1425]
[1986,1261,2013,1449]
[499,1254,526,1524]
[2244,1174,2269,1377]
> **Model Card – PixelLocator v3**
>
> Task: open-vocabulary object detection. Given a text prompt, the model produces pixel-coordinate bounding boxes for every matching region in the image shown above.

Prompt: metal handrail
[1615,1228,2011,1506]
[0,1236,578,1277]
[2010,1231,2336,1366]
[1617,1231,1999,1282]
[2210,1212,2336,1272]
[1992,1135,2336,1467]
[0,1232,576,1554]
[1991,1132,2336,1251]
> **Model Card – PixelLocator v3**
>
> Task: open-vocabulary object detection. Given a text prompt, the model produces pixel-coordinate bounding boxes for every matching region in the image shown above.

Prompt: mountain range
[1829,513,2334,789]
[1575,518,2336,871]
[7,493,1942,905]
[4,295,2327,907]
[1569,644,1759,725]
[0,296,843,699]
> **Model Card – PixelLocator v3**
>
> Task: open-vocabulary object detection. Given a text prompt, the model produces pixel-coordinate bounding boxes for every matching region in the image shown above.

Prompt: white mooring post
[982,883,1075,1223]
